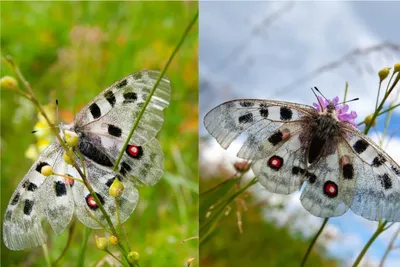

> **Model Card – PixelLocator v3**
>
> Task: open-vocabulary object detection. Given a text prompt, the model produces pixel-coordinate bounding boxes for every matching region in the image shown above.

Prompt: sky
[199,1,400,266]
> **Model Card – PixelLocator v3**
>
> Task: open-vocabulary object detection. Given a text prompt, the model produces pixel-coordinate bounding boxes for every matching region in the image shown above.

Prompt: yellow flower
[95,236,108,251]
[0,76,18,89]
[109,235,118,245]
[378,67,391,82]
[127,251,140,264]
[109,178,124,198]
[394,62,400,73]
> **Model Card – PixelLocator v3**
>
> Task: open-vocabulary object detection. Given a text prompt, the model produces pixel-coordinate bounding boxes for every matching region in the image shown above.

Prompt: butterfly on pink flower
[204,91,400,222]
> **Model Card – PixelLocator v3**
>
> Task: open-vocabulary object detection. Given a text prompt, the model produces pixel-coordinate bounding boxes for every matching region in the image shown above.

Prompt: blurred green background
[1,1,198,266]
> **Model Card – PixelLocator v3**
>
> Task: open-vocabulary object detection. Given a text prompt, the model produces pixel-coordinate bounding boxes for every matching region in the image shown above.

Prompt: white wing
[204,99,316,159]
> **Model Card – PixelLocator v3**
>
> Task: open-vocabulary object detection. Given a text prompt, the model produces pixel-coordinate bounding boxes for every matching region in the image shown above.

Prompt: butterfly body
[204,97,400,222]
[3,70,171,250]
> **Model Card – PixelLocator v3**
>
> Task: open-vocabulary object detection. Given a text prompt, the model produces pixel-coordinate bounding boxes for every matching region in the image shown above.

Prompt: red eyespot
[268,155,284,170]
[126,145,143,158]
[86,195,97,208]
[64,174,74,186]
[323,181,338,198]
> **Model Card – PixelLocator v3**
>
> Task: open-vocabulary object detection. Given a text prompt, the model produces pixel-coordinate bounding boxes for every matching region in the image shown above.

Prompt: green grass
[1,2,198,266]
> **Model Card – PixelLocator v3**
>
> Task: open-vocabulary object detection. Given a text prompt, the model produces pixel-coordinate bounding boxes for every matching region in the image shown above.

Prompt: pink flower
[313,96,358,127]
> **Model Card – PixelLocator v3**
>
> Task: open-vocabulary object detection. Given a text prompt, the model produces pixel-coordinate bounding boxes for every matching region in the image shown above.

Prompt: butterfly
[204,94,400,222]
[3,70,171,250]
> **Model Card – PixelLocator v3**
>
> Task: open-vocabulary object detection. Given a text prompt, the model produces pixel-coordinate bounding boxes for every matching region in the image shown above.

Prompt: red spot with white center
[324,181,338,198]
[268,155,284,170]
[126,145,142,158]
[86,195,97,208]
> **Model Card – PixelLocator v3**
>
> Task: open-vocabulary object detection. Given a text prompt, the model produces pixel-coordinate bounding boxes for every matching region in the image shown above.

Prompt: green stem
[106,250,127,266]
[353,221,388,267]
[42,244,52,267]
[300,218,328,267]
[77,227,91,267]
[53,222,75,265]
[364,71,400,134]
[114,10,198,170]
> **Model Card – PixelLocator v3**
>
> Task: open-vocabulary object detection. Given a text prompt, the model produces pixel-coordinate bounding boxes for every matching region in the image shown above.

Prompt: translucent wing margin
[204,99,316,152]
[3,143,74,250]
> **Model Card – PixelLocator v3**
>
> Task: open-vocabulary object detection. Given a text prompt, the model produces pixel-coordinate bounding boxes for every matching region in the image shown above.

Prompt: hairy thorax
[300,112,343,166]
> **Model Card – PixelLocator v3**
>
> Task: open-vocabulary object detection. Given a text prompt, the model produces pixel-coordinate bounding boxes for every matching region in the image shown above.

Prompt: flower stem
[77,227,91,267]
[113,10,198,171]
[353,221,388,267]
[42,243,52,267]
[300,218,328,267]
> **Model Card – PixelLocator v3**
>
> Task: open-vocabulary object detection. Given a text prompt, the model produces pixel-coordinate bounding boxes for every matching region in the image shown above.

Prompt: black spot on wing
[54,181,67,197]
[378,173,392,190]
[108,125,122,137]
[104,91,116,107]
[116,79,127,88]
[308,173,317,184]
[79,141,113,167]
[26,182,38,192]
[11,192,20,205]
[260,107,269,118]
[123,92,137,104]
[392,166,400,175]
[89,103,101,119]
[239,101,254,107]
[268,131,283,146]
[342,164,354,179]
[280,107,293,120]
[238,113,253,124]
[372,155,386,167]
[120,162,132,176]
[36,162,49,173]
[353,139,369,154]
[23,199,34,215]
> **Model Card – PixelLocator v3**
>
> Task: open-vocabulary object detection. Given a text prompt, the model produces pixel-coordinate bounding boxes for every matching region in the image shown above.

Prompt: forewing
[343,129,400,221]
[75,70,171,146]
[204,99,316,155]
[3,142,73,250]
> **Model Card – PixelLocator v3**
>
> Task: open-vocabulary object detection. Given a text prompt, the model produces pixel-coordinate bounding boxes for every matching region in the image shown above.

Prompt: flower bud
[109,177,124,198]
[378,67,391,82]
[63,149,75,165]
[394,63,400,73]
[187,258,195,266]
[127,251,140,264]
[64,130,79,147]
[95,235,108,251]
[234,161,250,173]
[109,235,118,245]
[365,114,377,127]
[41,165,53,176]
[0,76,18,89]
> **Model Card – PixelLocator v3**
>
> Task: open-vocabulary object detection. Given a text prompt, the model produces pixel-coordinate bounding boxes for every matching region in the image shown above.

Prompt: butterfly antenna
[31,125,59,134]
[336,97,359,106]
[313,86,328,101]
[310,87,325,111]
[56,99,60,124]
